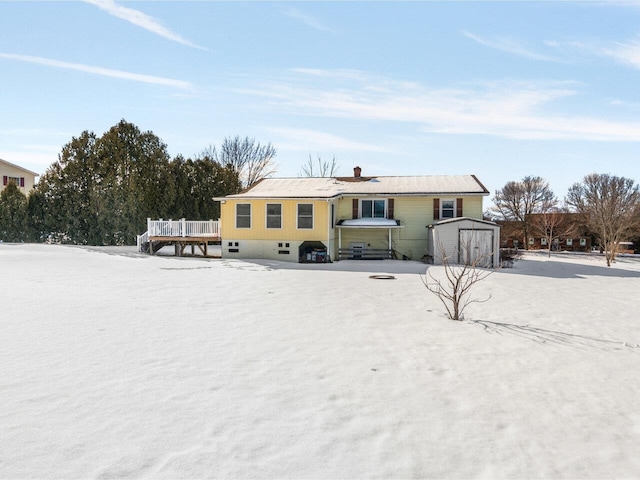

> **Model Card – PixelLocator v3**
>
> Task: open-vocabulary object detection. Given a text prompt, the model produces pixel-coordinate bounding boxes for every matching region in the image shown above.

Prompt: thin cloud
[462,30,561,62]
[590,39,640,69]
[283,7,334,33]
[242,69,640,143]
[83,0,206,50]
[266,127,387,153]
[546,37,640,70]
[0,53,194,90]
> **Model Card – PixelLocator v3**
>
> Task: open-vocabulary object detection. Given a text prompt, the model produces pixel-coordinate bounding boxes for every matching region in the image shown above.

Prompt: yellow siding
[221,199,329,240]
[334,195,484,225]
[334,195,485,260]
[221,195,486,261]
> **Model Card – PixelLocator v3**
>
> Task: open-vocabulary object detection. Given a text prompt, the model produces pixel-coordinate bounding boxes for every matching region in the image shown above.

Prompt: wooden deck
[147,235,221,257]
[138,219,221,257]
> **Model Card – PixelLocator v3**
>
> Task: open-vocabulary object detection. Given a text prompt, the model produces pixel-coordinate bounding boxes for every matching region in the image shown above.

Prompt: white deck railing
[136,230,149,252]
[147,218,220,238]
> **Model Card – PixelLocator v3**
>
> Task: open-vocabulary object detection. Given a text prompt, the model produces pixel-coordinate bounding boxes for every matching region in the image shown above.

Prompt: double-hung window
[297,204,313,229]
[434,198,462,220]
[441,200,455,219]
[361,199,386,218]
[266,203,282,229]
[236,204,251,228]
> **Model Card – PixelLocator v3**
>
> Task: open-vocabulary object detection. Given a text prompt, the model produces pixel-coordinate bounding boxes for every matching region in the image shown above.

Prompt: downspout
[327,199,332,261]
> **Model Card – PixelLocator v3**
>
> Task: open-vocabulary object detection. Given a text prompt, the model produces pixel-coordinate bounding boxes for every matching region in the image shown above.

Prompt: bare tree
[422,238,495,321]
[532,207,577,257]
[208,136,277,188]
[492,176,556,249]
[566,173,640,266]
[299,154,339,177]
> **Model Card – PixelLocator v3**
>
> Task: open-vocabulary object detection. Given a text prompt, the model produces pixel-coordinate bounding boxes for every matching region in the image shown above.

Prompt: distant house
[215,167,500,266]
[498,213,593,252]
[0,158,39,194]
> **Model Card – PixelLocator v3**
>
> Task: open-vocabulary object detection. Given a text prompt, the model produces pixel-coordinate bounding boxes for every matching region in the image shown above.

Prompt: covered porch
[335,218,404,260]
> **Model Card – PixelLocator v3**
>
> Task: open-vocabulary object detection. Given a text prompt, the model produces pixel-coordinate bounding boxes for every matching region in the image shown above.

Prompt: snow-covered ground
[1,244,639,479]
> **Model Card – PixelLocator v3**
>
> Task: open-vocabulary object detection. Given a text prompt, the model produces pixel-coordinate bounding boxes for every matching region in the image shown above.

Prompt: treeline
[0,120,263,245]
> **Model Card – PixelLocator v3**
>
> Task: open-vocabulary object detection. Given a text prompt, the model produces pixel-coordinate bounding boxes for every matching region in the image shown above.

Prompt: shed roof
[221,174,489,200]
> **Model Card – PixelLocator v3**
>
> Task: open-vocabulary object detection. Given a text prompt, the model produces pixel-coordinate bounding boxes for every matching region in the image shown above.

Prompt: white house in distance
[0,158,39,193]
[215,167,501,267]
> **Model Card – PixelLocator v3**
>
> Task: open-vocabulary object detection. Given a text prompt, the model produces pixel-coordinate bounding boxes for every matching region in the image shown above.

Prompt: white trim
[440,198,456,219]
[359,198,387,219]
[236,203,251,229]
[296,202,314,230]
[265,202,283,229]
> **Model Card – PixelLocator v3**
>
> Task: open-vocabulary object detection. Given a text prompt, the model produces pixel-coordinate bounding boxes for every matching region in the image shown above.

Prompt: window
[528,237,535,245]
[266,203,282,229]
[541,238,547,246]
[566,238,573,246]
[236,204,251,229]
[434,198,462,220]
[580,238,587,246]
[361,199,386,218]
[3,176,24,187]
[297,204,314,229]
[441,200,455,218]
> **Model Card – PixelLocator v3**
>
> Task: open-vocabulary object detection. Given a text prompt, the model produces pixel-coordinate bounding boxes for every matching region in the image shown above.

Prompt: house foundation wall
[222,239,329,263]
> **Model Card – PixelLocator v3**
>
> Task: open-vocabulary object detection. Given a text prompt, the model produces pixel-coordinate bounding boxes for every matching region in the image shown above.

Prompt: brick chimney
[354,166,362,178]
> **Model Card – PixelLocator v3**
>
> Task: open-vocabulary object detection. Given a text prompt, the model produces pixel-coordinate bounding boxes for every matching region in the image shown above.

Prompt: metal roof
[222,175,489,199]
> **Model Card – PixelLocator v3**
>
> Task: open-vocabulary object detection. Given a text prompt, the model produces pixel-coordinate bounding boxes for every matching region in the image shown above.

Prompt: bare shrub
[423,240,495,321]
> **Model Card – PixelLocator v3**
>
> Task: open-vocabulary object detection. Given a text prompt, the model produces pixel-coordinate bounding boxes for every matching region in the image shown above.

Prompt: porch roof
[336,218,404,228]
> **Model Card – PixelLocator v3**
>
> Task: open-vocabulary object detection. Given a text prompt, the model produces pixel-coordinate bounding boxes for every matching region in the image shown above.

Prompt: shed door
[459,229,494,267]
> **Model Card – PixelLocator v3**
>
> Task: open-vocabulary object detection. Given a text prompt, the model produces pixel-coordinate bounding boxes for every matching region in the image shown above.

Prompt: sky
[2,1,640,199]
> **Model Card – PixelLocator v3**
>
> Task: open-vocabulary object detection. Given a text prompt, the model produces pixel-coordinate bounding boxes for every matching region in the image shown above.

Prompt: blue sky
[2,1,640,198]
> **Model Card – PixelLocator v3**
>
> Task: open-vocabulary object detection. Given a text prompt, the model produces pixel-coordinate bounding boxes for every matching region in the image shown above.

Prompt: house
[0,158,39,193]
[215,167,500,266]
[498,213,593,252]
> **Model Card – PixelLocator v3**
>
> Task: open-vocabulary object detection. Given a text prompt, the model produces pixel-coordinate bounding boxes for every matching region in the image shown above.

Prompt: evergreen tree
[0,182,29,242]
[31,120,244,245]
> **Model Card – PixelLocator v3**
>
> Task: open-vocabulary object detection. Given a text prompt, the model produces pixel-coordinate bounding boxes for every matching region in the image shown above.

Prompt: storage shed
[427,217,500,268]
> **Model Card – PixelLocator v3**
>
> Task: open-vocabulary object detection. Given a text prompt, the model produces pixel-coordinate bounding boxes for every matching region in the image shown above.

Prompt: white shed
[427,217,501,268]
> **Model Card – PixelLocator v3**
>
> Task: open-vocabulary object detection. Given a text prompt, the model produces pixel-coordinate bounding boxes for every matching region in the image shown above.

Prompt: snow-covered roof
[222,174,489,199]
[338,218,403,228]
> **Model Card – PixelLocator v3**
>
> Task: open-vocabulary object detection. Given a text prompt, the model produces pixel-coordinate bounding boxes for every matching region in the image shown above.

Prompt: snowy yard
[1,244,640,479]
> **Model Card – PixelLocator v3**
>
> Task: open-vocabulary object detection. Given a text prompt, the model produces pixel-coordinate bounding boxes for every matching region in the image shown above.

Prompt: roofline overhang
[0,158,40,177]
[215,191,488,201]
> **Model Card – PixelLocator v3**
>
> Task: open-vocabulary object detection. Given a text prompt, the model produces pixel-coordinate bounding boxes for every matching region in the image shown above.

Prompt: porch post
[388,228,392,251]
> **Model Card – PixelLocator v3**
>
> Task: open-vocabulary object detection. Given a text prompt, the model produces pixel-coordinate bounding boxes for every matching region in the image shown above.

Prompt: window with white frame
[580,238,587,246]
[3,176,24,187]
[360,199,386,218]
[541,237,547,246]
[297,203,313,229]
[528,237,535,245]
[566,238,573,246]
[266,203,282,229]
[236,203,251,229]
[441,199,455,218]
